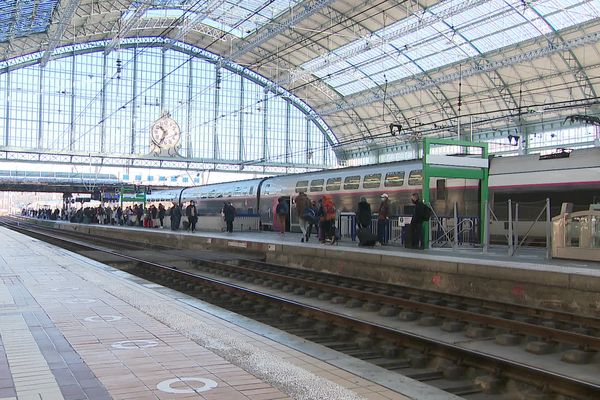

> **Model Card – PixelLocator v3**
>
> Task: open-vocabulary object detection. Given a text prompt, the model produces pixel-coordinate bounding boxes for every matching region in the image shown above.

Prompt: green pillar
[422,138,489,249]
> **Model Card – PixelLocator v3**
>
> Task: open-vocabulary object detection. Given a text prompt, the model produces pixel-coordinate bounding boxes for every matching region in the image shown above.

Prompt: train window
[436,179,447,200]
[249,186,254,195]
[363,174,382,189]
[310,179,324,192]
[295,180,308,193]
[408,170,423,186]
[343,175,360,190]
[384,171,405,187]
[326,177,341,191]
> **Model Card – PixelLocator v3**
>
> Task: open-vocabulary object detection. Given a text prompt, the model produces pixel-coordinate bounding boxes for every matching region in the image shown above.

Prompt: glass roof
[303,0,600,96]
[0,0,60,43]
[135,0,303,39]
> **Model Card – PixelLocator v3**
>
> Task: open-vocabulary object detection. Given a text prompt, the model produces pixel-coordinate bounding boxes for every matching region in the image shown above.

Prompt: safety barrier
[338,213,410,245]
[430,216,480,246]
[339,212,481,247]
[552,209,600,261]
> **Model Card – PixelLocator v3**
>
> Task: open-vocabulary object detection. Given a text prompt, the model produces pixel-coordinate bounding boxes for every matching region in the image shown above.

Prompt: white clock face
[151,117,180,148]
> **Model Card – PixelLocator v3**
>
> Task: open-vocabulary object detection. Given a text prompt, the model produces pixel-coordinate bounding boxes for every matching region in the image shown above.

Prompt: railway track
[3,218,599,400]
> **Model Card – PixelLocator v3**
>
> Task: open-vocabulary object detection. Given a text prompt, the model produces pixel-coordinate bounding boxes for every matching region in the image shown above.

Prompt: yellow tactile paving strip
[0,227,413,400]
[0,315,64,400]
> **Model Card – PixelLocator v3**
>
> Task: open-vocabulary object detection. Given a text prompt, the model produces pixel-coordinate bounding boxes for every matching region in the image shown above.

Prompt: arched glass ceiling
[0,38,337,169]
[303,0,600,96]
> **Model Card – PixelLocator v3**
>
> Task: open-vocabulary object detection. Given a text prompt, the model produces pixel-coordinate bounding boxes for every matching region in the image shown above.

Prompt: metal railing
[430,216,480,247]
[338,212,409,245]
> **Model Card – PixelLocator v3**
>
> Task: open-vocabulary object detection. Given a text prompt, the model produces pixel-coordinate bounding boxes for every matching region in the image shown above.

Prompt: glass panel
[408,170,423,186]
[310,179,324,192]
[301,0,598,95]
[295,180,308,193]
[363,173,382,189]
[344,175,360,190]
[384,171,405,187]
[0,0,60,41]
[326,177,341,191]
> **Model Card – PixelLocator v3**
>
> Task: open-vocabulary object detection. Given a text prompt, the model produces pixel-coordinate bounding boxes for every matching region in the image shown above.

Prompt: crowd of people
[22,192,429,248]
[287,191,428,248]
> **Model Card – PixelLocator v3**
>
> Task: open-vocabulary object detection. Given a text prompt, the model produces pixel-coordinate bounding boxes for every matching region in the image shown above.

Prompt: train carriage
[148,147,600,244]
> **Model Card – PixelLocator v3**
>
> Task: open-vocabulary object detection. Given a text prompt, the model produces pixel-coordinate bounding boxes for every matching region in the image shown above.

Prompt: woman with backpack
[276,197,289,234]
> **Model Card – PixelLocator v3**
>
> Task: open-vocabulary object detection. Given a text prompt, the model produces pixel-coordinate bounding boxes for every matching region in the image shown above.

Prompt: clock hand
[158,127,168,145]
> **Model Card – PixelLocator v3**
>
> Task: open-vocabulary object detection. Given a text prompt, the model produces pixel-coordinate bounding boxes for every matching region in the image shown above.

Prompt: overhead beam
[104,3,152,55]
[319,30,600,115]
[229,0,336,60]
[40,0,81,67]
[167,0,222,44]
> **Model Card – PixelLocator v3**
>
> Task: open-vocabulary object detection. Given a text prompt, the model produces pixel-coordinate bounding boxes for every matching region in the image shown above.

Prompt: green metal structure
[422,138,489,248]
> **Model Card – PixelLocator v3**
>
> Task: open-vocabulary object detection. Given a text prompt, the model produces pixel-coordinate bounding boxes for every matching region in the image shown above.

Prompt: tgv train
[147,147,600,236]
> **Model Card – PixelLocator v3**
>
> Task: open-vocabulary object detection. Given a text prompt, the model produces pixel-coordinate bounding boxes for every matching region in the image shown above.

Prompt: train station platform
[23,217,600,318]
[0,225,444,400]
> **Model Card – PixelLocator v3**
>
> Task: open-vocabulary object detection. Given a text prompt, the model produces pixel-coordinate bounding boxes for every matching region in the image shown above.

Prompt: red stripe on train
[490,180,600,190]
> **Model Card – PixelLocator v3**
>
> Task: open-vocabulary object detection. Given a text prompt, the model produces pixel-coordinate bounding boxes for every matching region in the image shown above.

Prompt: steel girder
[40,0,82,67]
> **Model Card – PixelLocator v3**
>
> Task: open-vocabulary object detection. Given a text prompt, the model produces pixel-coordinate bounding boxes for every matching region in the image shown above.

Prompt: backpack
[276,202,288,216]
[423,204,433,221]
[303,207,316,223]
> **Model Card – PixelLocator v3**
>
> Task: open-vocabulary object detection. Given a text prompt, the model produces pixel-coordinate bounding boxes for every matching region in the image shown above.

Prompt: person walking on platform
[222,202,236,233]
[377,193,390,245]
[294,191,310,242]
[186,200,198,232]
[305,200,318,242]
[276,197,289,234]
[410,193,426,250]
[170,202,182,231]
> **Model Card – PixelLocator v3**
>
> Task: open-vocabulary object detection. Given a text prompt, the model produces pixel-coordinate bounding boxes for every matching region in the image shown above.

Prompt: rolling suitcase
[357,227,377,246]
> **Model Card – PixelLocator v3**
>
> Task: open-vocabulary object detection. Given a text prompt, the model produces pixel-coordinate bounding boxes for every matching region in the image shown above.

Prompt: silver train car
[147,147,600,241]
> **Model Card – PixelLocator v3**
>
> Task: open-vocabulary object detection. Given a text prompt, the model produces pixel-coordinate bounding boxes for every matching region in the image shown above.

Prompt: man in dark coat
[222,202,235,233]
[410,193,426,249]
[158,203,166,228]
[170,202,182,231]
[377,193,390,245]
[356,196,372,229]
[185,200,198,232]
